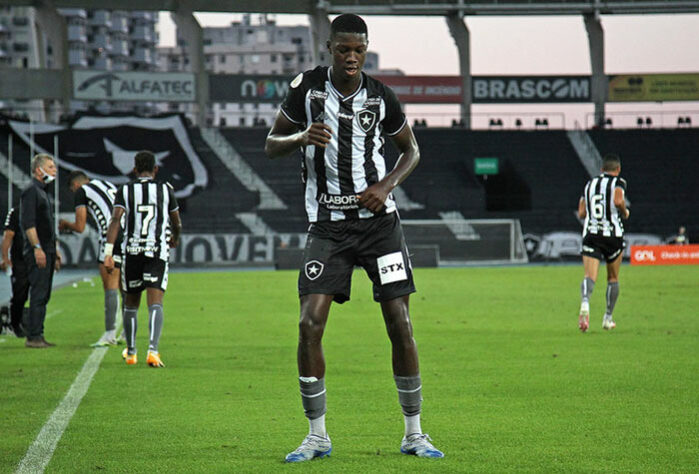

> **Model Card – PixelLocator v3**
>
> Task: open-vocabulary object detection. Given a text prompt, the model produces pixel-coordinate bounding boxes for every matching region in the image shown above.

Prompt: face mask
[40,167,55,184]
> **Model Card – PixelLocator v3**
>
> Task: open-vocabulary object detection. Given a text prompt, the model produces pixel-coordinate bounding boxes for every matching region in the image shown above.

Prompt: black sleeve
[166,183,179,212]
[616,177,627,192]
[74,187,87,209]
[114,185,126,210]
[382,85,407,136]
[280,73,306,125]
[4,208,19,232]
[20,187,37,231]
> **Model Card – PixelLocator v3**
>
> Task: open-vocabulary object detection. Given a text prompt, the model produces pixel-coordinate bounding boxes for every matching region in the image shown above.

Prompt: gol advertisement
[608,74,699,102]
[630,245,699,265]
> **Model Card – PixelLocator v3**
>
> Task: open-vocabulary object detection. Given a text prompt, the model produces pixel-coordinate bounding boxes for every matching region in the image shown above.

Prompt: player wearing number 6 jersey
[577,153,629,332]
[104,151,181,367]
[60,172,124,347]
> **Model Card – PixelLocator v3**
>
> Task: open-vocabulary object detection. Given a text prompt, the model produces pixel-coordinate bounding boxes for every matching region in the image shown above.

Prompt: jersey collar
[327,67,364,102]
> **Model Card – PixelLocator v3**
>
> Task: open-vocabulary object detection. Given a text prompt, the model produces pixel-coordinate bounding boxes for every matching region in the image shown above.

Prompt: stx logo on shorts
[304,260,324,280]
[143,273,158,283]
[128,280,143,288]
[377,252,407,285]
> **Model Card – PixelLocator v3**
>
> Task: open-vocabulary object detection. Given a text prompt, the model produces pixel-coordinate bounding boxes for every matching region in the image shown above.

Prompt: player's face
[328,32,368,81]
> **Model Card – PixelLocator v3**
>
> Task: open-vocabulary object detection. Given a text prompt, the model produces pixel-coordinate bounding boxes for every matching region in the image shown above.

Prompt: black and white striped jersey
[281,66,408,222]
[581,173,627,238]
[74,179,117,239]
[114,177,179,261]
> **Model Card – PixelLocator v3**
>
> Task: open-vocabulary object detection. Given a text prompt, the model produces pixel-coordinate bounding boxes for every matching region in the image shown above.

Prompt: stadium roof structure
[5,0,699,15]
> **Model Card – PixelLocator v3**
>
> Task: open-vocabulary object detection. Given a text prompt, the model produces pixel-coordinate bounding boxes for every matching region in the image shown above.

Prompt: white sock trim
[404,414,422,437]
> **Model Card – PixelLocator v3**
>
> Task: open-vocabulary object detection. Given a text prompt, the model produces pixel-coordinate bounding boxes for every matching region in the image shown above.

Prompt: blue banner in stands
[8,114,208,198]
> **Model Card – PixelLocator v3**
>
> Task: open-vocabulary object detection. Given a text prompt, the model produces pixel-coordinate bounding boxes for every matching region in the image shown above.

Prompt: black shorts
[581,233,625,263]
[121,254,169,294]
[298,213,416,304]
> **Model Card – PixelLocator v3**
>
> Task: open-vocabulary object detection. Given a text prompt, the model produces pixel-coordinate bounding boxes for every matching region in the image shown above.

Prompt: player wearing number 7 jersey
[577,153,629,332]
[104,151,181,367]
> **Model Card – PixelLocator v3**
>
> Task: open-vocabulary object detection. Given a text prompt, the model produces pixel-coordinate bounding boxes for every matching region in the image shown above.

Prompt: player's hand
[104,255,114,273]
[357,182,390,214]
[58,219,70,231]
[302,122,332,148]
[34,248,47,269]
[0,260,6,271]
[55,252,62,272]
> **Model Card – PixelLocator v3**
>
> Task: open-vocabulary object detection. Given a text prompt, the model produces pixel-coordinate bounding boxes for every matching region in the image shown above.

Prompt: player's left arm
[614,187,629,219]
[59,207,87,233]
[358,124,419,213]
[104,206,125,273]
[59,188,88,233]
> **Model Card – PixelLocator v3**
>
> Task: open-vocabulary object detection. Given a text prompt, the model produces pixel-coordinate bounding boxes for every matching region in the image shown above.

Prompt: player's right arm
[577,197,586,219]
[168,210,181,248]
[0,229,14,270]
[166,183,181,248]
[264,113,332,159]
[265,71,332,159]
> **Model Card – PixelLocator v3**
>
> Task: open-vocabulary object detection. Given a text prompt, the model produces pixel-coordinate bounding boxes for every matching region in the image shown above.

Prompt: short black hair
[602,153,621,171]
[68,170,88,185]
[134,151,156,173]
[331,14,368,38]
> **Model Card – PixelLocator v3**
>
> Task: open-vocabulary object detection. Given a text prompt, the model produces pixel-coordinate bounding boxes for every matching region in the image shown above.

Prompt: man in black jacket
[1,207,29,337]
[20,153,61,348]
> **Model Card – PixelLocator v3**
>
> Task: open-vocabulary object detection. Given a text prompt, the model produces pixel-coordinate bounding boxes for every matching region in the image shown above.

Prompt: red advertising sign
[630,245,699,265]
[375,75,463,104]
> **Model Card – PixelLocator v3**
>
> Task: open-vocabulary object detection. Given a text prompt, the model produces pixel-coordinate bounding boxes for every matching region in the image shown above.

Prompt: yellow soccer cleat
[122,348,137,365]
[146,351,164,368]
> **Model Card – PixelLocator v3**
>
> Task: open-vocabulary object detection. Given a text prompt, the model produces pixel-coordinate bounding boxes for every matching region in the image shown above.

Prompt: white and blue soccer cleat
[602,314,616,330]
[285,434,332,462]
[400,433,444,458]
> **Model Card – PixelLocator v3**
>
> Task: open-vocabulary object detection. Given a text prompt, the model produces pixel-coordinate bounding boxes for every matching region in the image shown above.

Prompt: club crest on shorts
[357,109,376,133]
[304,260,324,280]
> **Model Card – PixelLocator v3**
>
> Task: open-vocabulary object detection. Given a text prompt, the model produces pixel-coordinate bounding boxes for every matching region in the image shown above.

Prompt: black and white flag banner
[9,114,207,198]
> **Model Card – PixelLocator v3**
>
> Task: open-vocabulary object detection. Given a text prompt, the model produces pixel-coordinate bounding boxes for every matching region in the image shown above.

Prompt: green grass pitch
[1,265,697,472]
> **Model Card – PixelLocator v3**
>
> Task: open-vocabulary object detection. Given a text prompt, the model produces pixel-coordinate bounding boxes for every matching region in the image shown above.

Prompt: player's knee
[385,317,414,346]
[298,314,325,343]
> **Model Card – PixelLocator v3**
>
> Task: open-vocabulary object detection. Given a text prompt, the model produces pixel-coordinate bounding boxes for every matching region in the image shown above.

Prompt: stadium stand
[221,128,308,233]
[1,124,696,240]
[380,129,588,234]
[182,128,256,233]
[588,128,699,238]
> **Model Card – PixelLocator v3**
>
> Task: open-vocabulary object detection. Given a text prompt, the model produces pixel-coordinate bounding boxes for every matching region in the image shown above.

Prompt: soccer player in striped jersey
[577,153,630,332]
[103,151,181,368]
[60,172,124,347]
[266,13,443,462]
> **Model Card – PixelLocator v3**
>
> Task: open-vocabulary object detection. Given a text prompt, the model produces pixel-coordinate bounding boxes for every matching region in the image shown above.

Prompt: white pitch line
[15,347,108,473]
[46,309,63,320]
